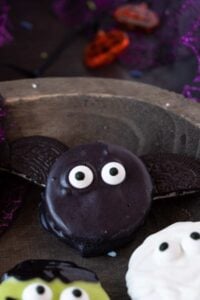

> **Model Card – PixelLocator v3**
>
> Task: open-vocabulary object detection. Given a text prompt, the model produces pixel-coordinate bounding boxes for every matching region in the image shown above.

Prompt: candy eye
[159,242,169,251]
[154,241,182,264]
[22,283,52,300]
[190,231,200,240]
[182,231,200,254]
[68,165,94,189]
[60,287,90,300]
[101,162,126,185]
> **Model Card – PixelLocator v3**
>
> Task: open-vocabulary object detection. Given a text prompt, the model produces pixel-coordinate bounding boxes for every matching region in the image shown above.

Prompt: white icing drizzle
[126,222,200,300]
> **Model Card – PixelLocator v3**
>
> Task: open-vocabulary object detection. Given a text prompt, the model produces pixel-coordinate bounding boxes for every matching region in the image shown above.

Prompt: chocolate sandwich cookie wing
[0,136,68,186]
[141,153,200,199]
[41,142,153,257]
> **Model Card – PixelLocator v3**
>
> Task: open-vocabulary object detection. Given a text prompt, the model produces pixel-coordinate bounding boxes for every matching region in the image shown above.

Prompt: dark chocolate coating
[41,142,153,256]
[1,259,98,283]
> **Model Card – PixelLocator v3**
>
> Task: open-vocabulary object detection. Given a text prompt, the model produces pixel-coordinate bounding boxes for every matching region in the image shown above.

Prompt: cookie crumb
[32,83,37,89]
[107,251,117,257]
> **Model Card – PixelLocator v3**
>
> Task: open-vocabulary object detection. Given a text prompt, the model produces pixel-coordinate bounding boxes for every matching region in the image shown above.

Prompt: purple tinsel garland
[180,0,200,102]
[0,0,12,47]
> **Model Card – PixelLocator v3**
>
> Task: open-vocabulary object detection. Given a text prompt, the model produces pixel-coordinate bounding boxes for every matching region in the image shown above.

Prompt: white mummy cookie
[126,222,200,300]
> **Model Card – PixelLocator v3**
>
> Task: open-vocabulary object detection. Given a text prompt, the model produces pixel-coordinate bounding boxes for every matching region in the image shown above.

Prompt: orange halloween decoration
[114,3,159,32]
[84,29,130,68]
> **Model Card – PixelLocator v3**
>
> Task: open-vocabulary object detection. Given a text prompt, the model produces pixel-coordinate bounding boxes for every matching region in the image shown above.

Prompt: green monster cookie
[0,260,110,300]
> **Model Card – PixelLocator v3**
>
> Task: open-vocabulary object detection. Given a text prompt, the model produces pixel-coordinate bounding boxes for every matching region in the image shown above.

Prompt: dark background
[0,0,197,94]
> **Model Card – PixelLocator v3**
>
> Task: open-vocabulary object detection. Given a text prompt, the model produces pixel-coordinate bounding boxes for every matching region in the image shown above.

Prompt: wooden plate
[0,77,200,299]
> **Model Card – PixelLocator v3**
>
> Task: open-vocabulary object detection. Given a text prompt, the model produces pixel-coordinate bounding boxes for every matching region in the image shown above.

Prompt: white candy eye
[60,287,90,300]
[101,162,126,185]
[22,283,53,300]
[154,241,182,264]
[182,231,200,254]
[68,165,94,189]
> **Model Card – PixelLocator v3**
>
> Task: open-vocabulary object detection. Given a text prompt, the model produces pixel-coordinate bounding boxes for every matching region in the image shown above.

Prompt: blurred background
[0,0,199,101]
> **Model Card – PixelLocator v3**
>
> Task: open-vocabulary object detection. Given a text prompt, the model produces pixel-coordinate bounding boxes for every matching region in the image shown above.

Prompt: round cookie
[0,259,110,300]
[41,142,153,256]
[126,221,200,300]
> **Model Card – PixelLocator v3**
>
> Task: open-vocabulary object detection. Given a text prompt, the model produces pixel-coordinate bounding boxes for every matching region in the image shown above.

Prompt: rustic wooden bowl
[0,77,200,299]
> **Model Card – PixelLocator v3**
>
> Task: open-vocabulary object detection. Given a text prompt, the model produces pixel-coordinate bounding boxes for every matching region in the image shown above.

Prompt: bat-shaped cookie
[1,136,200,257]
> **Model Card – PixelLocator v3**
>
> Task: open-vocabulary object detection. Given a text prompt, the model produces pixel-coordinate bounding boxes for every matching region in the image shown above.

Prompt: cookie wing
[0,136,68,186]
[141,153,200,199]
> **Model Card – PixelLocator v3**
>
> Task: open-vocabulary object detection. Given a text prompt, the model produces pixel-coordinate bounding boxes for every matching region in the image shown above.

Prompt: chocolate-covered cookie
[41,142,152,256]
[0,259,110,300]
[2,136,200,256]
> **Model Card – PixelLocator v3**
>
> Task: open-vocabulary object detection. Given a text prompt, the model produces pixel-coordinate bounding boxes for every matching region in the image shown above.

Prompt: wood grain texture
[0,78,199,299]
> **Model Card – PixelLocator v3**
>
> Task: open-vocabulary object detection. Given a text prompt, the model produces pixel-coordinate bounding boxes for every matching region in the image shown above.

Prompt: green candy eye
[22,283,53,300]
[60,287,90,300]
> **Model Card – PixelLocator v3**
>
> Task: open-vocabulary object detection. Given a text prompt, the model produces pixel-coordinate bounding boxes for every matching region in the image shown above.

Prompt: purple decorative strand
[0,0,12,47]
[180,0,200,102]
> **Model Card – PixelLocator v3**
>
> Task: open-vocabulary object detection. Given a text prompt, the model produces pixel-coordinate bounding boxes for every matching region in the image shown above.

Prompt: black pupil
[72,289,82,297]
[36,285,45,294]
[75,171,85,181]
[109,167,118,176]
[159,242,169,251]
[190,232,200,240]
